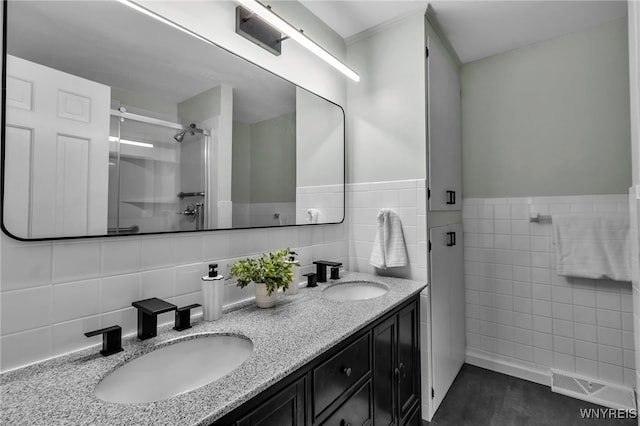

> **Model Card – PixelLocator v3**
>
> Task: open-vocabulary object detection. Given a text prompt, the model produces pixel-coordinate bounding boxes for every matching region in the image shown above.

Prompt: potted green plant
[229,248,298,308]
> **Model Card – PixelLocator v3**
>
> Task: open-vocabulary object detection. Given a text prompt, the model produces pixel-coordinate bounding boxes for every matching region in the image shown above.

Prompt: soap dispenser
[201,263,224,321]
[284,252,301,295]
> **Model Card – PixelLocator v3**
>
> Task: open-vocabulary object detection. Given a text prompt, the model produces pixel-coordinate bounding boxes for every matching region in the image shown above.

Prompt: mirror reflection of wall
[295,87,345,225]
[2,0,344,240]
[232,112,296,228]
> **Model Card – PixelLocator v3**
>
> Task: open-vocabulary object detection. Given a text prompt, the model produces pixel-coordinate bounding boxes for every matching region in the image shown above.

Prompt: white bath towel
[369,209,409,269]
[307,208,319,224]
[553,214,631,282]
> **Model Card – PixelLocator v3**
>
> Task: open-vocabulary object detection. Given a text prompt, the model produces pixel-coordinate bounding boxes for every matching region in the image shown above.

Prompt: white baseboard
[466,349,551,387]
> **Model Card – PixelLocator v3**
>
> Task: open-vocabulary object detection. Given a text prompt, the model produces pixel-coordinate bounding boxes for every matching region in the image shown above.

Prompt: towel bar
[530,214,552,223]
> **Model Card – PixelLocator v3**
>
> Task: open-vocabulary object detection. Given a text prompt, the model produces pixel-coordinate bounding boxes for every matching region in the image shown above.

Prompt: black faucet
[132,297,177,340]
[84,325,123,356]
[313,260,343,282]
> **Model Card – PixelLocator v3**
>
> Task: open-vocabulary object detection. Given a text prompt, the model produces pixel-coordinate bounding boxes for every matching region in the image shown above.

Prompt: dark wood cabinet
[215,296,420,426]
[373,301,420,426]
[404,406,422,426]
[373,316,397,426]
[236,378,306,426]
[320,380,372,426]
[397,302,420,424]
[313,334,371,419]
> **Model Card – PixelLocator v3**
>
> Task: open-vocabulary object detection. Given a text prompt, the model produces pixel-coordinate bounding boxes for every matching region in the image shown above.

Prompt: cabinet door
[427,36,462,211]
[373,316,397,426]
[404,406,422,426]
[448,224,466,372]
[397,301,420,424]
[237,377,305,426]
[428,225,465,415]
[321,380,372,426]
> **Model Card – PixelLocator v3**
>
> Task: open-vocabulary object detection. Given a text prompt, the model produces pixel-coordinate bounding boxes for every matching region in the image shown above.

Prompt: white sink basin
[323,281,389,301]
[94,335,253,404]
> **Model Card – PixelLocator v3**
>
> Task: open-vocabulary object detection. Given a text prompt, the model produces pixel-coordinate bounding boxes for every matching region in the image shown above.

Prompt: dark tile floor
[423,364,636,426]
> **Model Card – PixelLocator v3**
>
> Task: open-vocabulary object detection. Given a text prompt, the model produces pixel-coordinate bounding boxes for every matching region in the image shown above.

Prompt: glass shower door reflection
[107,113,207,234]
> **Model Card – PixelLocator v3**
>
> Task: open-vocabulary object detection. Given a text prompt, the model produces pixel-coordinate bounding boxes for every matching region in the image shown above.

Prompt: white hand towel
[553,213,631,282]
[369,209,409,269]
[307,208,319,224]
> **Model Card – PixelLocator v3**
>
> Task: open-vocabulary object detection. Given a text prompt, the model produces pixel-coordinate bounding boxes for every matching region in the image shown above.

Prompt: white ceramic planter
[254,282,277,308]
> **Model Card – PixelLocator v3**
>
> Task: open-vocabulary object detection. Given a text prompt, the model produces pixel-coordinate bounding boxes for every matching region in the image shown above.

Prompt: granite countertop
[0,272,426,426]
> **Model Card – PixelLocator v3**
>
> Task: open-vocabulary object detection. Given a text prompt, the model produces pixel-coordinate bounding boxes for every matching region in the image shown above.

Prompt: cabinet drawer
[321,380,372,426]
[236,377,306,426]
[313,333,370,417]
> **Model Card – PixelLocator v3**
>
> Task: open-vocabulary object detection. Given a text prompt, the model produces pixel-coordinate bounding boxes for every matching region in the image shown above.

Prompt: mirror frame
[0,0,346,241]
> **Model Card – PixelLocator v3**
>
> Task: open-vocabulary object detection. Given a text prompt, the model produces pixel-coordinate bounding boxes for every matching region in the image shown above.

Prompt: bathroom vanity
[0,273,425,425]
[217,291,420,426]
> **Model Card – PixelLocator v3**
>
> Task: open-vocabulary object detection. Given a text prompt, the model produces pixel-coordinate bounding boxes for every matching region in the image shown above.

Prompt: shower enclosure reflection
[107,109,210,234]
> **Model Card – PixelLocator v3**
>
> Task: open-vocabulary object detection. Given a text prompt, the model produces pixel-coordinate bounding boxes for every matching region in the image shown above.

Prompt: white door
[4,55,110,238]
[427,37,462,211]
[429,224,465,414]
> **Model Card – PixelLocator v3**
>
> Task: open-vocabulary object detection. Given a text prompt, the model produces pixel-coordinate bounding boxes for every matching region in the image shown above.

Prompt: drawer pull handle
[343,367,352,377]
[340,421,351,426]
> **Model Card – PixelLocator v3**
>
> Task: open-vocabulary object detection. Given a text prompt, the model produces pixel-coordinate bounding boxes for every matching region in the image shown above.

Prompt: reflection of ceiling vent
[236,6,284,56]
[551,369,636,411]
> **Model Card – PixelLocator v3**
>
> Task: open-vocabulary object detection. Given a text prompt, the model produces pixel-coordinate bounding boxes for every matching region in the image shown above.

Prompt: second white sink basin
[94,334,253,404]
[323,281,389,301]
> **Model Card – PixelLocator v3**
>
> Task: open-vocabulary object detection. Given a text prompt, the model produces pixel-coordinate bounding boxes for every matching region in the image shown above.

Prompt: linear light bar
[116,0,359,81]
[109,136,154,148]
[235,0,360,82]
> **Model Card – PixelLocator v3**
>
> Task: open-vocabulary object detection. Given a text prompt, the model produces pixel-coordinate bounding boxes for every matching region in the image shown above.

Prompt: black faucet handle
[304,272,318,288]
[85,325,123,356]
[330,265,342,280]
[174,304,201,331]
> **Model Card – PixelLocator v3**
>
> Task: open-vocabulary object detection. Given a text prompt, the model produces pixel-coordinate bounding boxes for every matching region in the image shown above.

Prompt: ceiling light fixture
[109,136,154,149]
[235,0,360,82]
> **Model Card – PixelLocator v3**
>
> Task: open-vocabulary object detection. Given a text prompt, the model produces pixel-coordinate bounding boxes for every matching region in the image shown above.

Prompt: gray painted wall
[250,113,296,203]
[232,121,251,204]
[296,87,344,187]
[177,86,221,123]
[346,13,426,184]
[461,18,631,198]
[110,86,178,121]
[232,114,296,204]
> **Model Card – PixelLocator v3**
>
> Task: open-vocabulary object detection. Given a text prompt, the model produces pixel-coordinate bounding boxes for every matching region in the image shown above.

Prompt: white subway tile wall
[232,202,296,228]
[464,195,635,387]
[296,184,345,225]
[346,179,427,283]
[0,224,347,371]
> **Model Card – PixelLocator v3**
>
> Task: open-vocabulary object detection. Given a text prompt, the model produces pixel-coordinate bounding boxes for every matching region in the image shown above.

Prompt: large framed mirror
[1,0,345,240]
